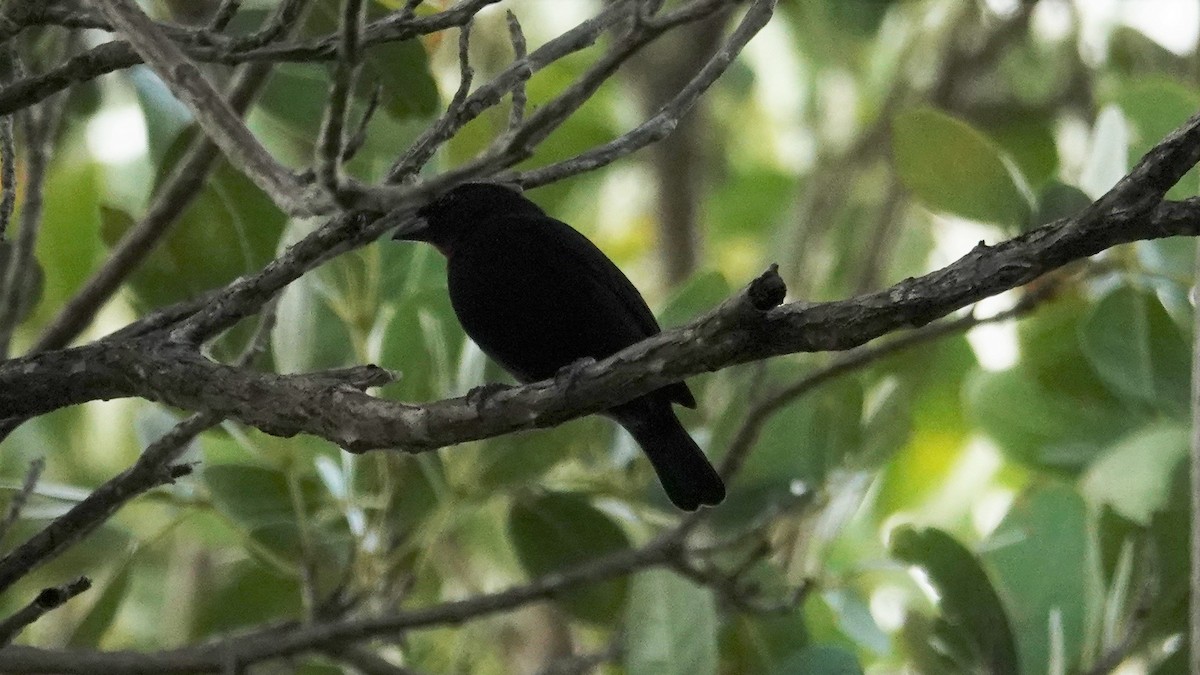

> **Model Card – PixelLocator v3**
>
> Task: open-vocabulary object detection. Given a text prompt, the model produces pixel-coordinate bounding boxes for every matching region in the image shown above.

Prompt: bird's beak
[391,215,429,241]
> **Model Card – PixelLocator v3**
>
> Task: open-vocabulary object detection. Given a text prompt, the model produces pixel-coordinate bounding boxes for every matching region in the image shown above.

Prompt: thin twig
[0,0,496,117]
[385,0,630,183]
[0,576,91,646]
[0,105,14,239]
[0,303,279,595]
[504,10,528,132]
[32,1,303,353]
[340,82,381,165]
[0,91,64,358]
[387,21,473,183]
[207,0,241,32]
[0,457,43,550]
[315,0,367,199]
[507,0,772,188]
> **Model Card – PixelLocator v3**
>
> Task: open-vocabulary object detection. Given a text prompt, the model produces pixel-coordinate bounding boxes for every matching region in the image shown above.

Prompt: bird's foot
[466,382,513,412]
[554,357,597,395]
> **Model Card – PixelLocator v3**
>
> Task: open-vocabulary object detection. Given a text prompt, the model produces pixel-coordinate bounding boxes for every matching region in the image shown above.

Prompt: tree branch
[0,192,1197,451]
[0,577,90,647]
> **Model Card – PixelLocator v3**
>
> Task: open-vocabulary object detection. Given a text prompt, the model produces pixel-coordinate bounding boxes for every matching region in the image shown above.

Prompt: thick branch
[1,195,1199,450]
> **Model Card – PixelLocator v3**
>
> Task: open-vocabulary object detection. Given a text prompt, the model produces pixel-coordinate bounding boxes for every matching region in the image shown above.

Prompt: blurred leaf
[1082,422,1188,524]
[36,160,103,321]
[271,271,356,373]
[129,68,193,163]
[897,611,962,675]
[204,464,303,563]
[820,0,895,36]
[257,64,331,136]
[892,107,1029,228]
[1031,181,1092,229]
[823,587,889,654]
[191,559,302,638]
[705,169,795,237]
[1078,286,1191,414]
[714,377,861,529]
[891,526,1018,674]
[508,491,631,623]
[1079,105,1129,199]
[876,336,975,509]
[775,645,863,674]
[1113,76,1200,200]
[361,37,440,119]
[982,113,1059,190]
[657,270,731,328]
[205,464,294,528]
[981,483,1089,675]
[66,563,132,647]
[722,610,809,673]
[378,287,463,401]
[384,454,443,535]
[625,569,718,675]
[966,365,1134,471]
[102,136,287,309]
[305,2,439,120]
[969,293,1147,471]
[473,421,584,493]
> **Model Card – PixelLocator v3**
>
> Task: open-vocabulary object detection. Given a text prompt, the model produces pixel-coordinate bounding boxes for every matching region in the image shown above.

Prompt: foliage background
[1,0,1197,672]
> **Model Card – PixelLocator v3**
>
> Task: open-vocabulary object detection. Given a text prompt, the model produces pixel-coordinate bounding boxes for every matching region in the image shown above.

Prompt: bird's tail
[620,406,725,511]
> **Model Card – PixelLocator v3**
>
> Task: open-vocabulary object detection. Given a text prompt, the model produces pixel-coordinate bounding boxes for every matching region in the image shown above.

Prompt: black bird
[393,182,725,510]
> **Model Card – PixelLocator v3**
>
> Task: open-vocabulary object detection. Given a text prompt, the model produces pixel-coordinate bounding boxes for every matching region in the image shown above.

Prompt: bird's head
[392,182,543,256]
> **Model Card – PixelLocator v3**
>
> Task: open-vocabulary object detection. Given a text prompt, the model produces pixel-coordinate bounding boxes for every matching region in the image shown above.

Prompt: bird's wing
[529,215,664,337]
[520,216,697,408]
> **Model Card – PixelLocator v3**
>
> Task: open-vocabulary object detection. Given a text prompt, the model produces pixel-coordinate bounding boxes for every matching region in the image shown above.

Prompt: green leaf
[704,168,795,237]
[35,160,103,322]
[204,464,302,562]
[981,483,1089,675]
[191,559,302,638]
[1078,286,1191,414]
[892,107,1029,227]
[624,569,718,675]
[304,1,439,120]
[891,526,1018,674]
[981,112,1059,190]
[473,421,589,493]
[966,365,1134,471]
[271,270,356,374]
[1082,423,1189,524]
[723,610,809,673]
[507,491,632,623]
[1031,181,1092,228]
[67,564,132,647]
[775,645,863,675]
[1113,76,1200,199]
[657,270,731,329]
[102,135,288,309]
[378,287,463,402]
[820,0,897,36]
[714,377,862,530]
[205,464,294,528]
[1079,105,1130,198]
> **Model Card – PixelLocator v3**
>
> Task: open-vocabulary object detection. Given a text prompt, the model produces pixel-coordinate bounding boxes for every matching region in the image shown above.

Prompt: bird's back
[447,215,694,407]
